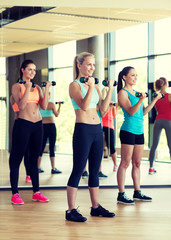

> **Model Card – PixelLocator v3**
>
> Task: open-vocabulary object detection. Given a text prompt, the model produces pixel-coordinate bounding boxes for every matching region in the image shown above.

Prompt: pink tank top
[155,93,171,120]
[102,109,114,129]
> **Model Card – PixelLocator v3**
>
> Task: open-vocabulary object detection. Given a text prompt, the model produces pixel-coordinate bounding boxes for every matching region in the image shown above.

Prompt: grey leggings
[149,119,171,167]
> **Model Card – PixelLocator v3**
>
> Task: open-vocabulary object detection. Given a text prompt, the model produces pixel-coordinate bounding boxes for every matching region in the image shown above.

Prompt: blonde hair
[73,52,94,80]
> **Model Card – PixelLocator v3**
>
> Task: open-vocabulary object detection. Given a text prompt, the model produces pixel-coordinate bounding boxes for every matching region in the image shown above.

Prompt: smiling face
[21,63,36,81]
[123,68,137,86]
[78,56,95,78]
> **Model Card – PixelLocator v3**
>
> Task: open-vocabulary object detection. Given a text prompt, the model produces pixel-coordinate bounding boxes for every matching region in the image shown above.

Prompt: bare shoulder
[168,93,171,102]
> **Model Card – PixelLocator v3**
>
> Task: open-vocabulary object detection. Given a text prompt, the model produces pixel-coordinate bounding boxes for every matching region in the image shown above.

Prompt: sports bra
[40,109,54,117]
[20,83,39,103]
[71,80,99,110]
[12,102,19,112]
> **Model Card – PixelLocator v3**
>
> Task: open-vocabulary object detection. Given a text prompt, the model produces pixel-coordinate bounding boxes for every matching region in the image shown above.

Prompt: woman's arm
[143,93,162,116]
[118,90,146,116]
[12,81,32,110]
[97,80,114,117]
[51,102,61,117]
[69,78,94,111]
[37,82,51,110]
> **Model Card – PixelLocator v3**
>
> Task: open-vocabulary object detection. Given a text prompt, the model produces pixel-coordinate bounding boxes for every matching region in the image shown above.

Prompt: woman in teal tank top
[116,66,162,205]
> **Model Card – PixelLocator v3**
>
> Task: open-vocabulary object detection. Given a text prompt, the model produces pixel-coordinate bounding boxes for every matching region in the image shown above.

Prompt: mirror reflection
[0,5,171,189]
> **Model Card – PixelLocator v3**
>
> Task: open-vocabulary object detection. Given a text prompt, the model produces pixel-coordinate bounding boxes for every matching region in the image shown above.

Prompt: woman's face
[123,68,137,86]
[22,63,36,80]
[78,56,95,77]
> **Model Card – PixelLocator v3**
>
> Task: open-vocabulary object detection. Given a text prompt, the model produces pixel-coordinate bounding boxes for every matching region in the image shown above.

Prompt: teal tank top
[40,109,53,117]
[121,88,144,134]
[71,80,99,110]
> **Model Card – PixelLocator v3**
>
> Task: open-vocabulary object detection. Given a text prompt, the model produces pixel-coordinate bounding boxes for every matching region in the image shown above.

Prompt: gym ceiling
[0,0,171,57]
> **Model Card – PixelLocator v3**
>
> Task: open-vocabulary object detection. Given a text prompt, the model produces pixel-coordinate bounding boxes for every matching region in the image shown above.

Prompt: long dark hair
[117,66,134,93]
[17,59,35,82]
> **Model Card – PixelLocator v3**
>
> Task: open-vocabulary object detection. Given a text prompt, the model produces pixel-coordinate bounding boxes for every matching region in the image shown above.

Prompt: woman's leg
[149,120,162,168]
[117,144,134,193]
[9,120,31,194]
[163,120,171,159]
[38,124,48,169]
[29,121,43,193]
[132,144,144,190]
[48,124,57,169]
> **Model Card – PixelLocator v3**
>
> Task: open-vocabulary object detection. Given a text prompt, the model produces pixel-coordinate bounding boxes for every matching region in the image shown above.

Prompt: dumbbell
[55,101,64,104]
[41,81,56,87]
[135,92,149,97]
[152,92,165,99]
[102,80,118,87]
[18,79,36,88]
[80,77,99,84]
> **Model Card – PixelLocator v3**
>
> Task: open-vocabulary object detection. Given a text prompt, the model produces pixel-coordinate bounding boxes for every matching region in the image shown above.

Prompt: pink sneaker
[149,168,157,175]
[11,193,24,205]
[113,166,118,172]
[32,192,49,202]
[26,176,31,183]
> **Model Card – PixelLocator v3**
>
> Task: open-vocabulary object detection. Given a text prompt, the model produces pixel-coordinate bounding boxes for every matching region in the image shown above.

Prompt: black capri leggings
[103,126,116,155]
[39,123,57,157]
[67,123,104,188]
[9,118,43,194]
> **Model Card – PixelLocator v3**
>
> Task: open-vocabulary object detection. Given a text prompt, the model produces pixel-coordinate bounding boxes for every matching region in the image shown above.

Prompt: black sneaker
[38,168,44,173]
[98,171,108,179]
[51,168,62,174]
[133,190,152,202]
[90,204,115,217]
[82,171,89,179]
[65,208,87,222]
[117,192,134,205]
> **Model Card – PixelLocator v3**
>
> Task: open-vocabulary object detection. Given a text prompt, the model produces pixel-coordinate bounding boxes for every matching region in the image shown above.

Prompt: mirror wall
[0,5,171,189]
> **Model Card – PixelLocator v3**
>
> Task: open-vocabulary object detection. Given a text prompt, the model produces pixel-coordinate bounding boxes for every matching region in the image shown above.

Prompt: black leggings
[39,123,56,157]
[67,123,103,188]
[9,119,43,194]
[103,126,116,154]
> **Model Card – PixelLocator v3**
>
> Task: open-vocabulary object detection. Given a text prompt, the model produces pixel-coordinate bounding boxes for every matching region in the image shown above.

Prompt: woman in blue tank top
[66,52,115,222]
[117,66,162,205]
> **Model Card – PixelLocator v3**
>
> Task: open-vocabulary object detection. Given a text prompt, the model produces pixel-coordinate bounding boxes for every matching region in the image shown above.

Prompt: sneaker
[51,168,62,174]
[38,168,44,173]
[11,193,24,205]
[90,204,115,217]
[26,176,31,183]
[149,168,157,175]
[66,208,87,222]
[32,192,49,202]
[117,192,134,205]
[82,171,89,179]
[113,166,118,172]
[133,190,152,202]
[98,171,108,179]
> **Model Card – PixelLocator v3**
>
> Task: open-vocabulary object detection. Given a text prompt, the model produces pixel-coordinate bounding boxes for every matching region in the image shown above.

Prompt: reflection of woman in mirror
[117,66,162,205]
[38,91,62,174]
[148,77,171,174]
[66,52,115,222]
[9,59,51,205]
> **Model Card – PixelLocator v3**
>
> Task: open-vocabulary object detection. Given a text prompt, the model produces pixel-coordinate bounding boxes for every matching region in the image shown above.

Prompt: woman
[38,93,62,174]
[117,66,162,205]
[9,59,51,205]
[149,77,171,174]
[66,52,115,222]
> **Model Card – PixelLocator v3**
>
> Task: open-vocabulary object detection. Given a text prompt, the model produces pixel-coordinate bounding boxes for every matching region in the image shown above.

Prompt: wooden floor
[0,188,171,240]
